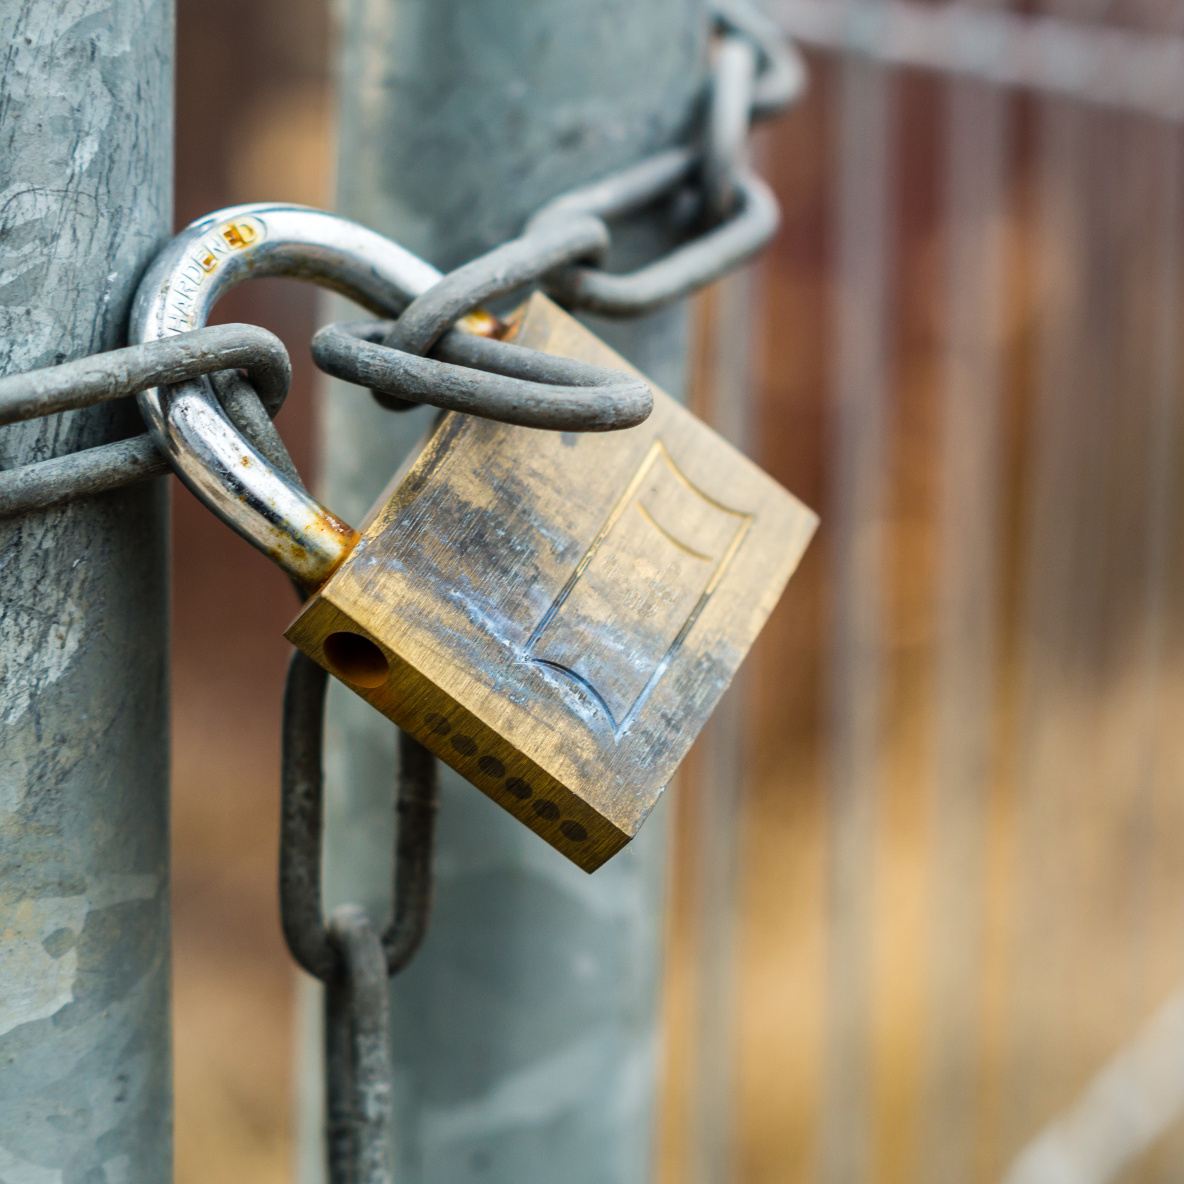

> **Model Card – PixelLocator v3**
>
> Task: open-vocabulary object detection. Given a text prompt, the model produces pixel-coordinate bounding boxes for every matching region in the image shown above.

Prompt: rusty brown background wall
[172,0,329,1179]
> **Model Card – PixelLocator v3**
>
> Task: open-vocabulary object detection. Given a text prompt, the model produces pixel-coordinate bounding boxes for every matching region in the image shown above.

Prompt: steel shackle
[131,203,442,588]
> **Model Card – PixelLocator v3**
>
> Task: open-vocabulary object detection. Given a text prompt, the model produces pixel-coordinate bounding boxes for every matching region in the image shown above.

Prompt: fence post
[310,2,708,1180]
[0,4,174,1182]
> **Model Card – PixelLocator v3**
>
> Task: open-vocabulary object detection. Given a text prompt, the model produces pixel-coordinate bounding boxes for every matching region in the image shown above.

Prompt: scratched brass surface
[287,294,817,869]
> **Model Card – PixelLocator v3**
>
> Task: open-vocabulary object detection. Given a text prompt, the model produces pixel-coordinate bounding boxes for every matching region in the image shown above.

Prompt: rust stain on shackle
[291,309,501,591]
[132,205,445,587]
[133,203,652,590]
[288,514,363,595]
[457,309,504,338]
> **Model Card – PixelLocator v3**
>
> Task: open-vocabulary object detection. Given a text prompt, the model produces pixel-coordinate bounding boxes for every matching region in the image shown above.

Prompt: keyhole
[323,631,390,688]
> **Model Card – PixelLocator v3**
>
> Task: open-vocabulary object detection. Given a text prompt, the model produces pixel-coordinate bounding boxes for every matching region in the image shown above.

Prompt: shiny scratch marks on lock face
[527,440,753,738]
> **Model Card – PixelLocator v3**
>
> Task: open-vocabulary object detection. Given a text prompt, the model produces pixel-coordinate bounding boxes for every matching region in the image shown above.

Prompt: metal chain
[312,214,652,427]
[0,2,800,519]
[281,652,438,1184]
[324,905,394,1184]
[314,0,804,402]
[0,323,290,518]
[0,7,803,1181]
[530,0,805,316]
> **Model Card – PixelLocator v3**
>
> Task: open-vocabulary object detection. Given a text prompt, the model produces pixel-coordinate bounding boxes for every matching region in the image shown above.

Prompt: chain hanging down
[282,652,439,1184]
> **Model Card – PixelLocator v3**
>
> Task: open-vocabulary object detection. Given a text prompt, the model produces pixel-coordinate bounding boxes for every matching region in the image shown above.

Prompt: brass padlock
[286,294,815,870]
[134,204,817,872]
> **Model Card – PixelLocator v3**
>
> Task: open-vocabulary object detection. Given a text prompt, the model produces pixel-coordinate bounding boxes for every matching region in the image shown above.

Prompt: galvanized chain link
[528,0,805,317]
[0,324,291,518]
[0,8,803,1181]
[324,904,396,1184]
[281,651,438,1184]
[312,214,649,429]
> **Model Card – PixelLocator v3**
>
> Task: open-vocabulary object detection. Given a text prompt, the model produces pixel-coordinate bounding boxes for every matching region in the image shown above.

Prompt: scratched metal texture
[295,2,709,1183]
[0,2,174,1182]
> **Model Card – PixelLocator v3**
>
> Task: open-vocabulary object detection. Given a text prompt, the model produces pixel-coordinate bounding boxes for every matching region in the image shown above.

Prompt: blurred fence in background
[167,2,1184,1183]
[170,1,330,1181]
[690,3,1184,1182]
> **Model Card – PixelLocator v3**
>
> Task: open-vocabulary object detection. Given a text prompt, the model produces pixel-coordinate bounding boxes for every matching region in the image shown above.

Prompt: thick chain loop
[309,204,649,430]
[310,213,653,428]
[704,35,759,223]
[324,904,395,1184]
[0,324,290,518]
[280,652,439,983]
[527,0,803,317]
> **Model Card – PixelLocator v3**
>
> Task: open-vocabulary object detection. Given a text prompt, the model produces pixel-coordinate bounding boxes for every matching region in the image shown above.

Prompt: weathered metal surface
[0,1,174,1180]
[538,169,781,317]
[312,320,653,431]
[324,904,395,1184]
[313,1,708,1180]
[0,324,289,426]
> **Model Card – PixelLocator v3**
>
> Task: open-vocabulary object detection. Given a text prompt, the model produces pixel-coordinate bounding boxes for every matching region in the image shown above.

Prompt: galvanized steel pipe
[0,2,175,1180]
[308,2,709,1182]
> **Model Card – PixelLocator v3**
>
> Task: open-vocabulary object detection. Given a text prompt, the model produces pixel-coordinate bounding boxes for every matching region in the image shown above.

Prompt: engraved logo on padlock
[527,441,752,736]
[287,293,817,872]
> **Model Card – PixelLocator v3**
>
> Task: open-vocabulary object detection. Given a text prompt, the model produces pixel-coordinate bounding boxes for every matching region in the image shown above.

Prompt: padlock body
[287,295,817,871]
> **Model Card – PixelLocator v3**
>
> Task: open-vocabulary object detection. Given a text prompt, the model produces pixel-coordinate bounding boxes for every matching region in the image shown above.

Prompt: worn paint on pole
[305,2,707,1181]
[0,3,174,1182]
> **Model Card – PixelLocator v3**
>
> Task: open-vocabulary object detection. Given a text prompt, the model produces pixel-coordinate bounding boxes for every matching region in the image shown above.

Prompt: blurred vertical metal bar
[687,257,762,1184]
[0,3,174,1182]
[309,4,707,1184]
[1135,117,1182,1047]
[1003,87,1098,1158]
[997,103,1184,1184]
[919,74,1008,1184]
[819,54,896,1184]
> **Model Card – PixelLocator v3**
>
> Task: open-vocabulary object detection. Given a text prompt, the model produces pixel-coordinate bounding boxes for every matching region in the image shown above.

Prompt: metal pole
[0,4,174,1182]
[309,3,707,1181]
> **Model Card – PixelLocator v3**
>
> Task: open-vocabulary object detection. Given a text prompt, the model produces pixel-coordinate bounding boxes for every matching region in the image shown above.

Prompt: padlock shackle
[131,203,443,588]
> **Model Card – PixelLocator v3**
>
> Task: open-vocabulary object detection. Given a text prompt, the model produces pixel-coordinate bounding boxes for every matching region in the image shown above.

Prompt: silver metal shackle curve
[130,203,443,589]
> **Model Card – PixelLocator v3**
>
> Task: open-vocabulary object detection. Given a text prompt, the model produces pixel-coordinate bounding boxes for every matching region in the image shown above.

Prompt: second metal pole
[312,3,708,1181]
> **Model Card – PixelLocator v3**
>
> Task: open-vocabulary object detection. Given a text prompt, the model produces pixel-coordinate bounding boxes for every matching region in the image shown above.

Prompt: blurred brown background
[171,1,1184,1182]
[172,2,330,1180]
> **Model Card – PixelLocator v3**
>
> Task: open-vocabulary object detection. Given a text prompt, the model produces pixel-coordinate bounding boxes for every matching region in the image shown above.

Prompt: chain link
[0,324,290,518]
[324,905,396,1184]
[281,652,438,1184]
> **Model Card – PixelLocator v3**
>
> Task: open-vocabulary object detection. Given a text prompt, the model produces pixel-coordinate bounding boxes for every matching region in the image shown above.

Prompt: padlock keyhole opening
[323,631,390,688]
